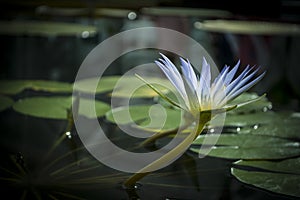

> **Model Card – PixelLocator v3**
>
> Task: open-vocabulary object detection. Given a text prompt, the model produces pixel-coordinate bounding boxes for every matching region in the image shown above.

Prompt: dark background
[0,1,300,200]
[1,0,300,111]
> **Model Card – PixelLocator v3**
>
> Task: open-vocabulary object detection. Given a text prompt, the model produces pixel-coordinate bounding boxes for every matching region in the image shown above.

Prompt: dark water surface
[0,109,298,200]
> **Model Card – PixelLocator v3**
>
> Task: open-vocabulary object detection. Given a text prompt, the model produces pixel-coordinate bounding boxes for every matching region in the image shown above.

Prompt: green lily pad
[156,89,183,108]
[192,134,297,147]
[78,98,111,119]
[30,80,72,93]
[223,111,280,127]
[233,158,300,197]
[0,80,30,95]
[225,112,300,139]
[73,76,120,94]
[105,105,182,131]
[190,134,300,159]
[13,96,110,119]
[0,95,14,111]
[227,92,272,114]
[0,80,72,94]
[0,20,97,37]
[233,158,300,175]
[247,113,300,139]
[109,76,173,98]
[74,76,173,98]
[111,83,170,98]
[193,146,300,160]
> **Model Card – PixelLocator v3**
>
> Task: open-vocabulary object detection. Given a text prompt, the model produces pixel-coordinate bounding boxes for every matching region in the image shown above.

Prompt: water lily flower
[125,54,266,188]
[146,53,265,118]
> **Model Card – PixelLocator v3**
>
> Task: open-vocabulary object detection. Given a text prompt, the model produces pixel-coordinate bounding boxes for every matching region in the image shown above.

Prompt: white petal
[180,57,198,91]
[227,71,265,101]
[199,57,211,106]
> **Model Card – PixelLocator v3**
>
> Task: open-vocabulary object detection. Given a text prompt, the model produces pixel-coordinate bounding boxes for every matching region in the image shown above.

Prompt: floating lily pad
[227,92,272,114]
[0,20,97,37]
[233,158,300,175]
[190,134,300,159]
[73,76,120,94]
[157,92,273,128]
[111,83,170,98]
[105,105,182,131]
[0,95,14,111]
[225,112,300,139]
[193,146,300,160]
[247,122,300,139]
[74,76,173,98]
[0,80,30,95]
[0,80,72,94]
[30,80,72,93]
[13,97,70,119]
[13,96,110,119]
[78,98,111,119]
[223,111,280,127]
[231,158,300,197]
[156,89,183,108]
[198,20,300,35]
[109,76,173,98]
[192,134,297,147]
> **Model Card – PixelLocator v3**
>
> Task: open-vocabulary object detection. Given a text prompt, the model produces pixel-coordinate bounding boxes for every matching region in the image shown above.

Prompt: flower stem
[139,124,190,148]
[123,113,211,188]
